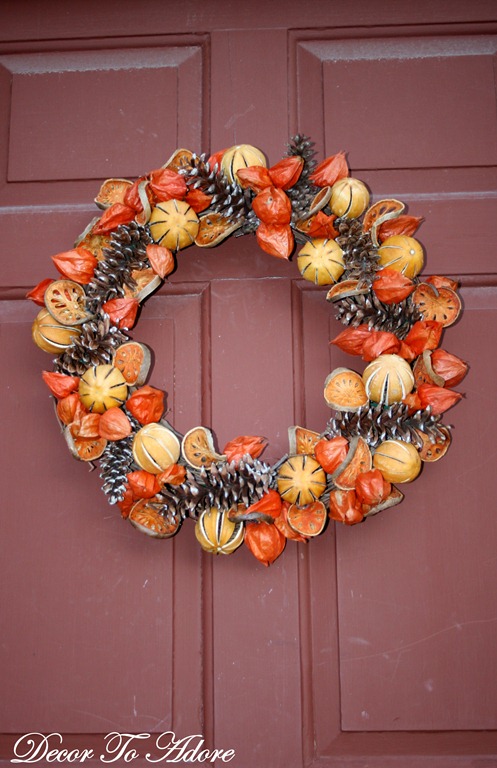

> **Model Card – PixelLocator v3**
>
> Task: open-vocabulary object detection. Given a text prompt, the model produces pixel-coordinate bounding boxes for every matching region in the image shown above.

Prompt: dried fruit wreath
[29,137,467,566]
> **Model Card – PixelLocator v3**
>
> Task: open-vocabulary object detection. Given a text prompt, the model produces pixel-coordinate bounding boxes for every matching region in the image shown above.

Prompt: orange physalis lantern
[98,408,132,441]
[430,349,468,388]
[314,436,349,474]
[26,278,54,306]
[126,385,165,425]
[92,203,136,234]
[127,470,161,499]
[372,269,415,304]
[52,248,98,284]
[223,435,267,463]
[244,522,286,566]
[146,244,175,279]
[256,222,294,259]
[310,151,349,187]
[41,371,79,399]
[102,297,139,329]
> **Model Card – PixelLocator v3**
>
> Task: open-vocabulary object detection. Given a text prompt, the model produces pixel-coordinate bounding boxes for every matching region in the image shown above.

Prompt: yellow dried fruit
[79,364,128,414]
[149,200,199,251]
[377,235,424,278]
[329,177,370,218]
[132,423,181,474]
[373,440,422,483]
[221,144,267,184]
[277,455,326,507]
[297,238,345,285]
[195,508,244,554]
[32,308,81,353]
[363,354,415,405]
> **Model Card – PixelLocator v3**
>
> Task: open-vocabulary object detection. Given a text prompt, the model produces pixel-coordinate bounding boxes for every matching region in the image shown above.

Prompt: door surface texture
[1,1,497,766]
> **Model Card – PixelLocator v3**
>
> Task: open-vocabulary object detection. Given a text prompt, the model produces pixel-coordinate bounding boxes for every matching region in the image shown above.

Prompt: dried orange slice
[324,368,368,412]
[64,428,107,462]
[413,350,445,388]
[363,199,405,246]
[164,147,194,173]
[288,426,320,455]
[306,186,332,217]
[416,427,451,462]
[181,426,225,468]
[362,486,404,517]
[332,437,372,490]
[195,212,242,247]
[74,225,110,261]
[149,200,199,251]
[129,498,181,538]
[287,500,327,536]
[113,341,151,386]
[94,178,132,209]
[123,268,161,302]
[326,279,370,302]
[276,455,326,507]
[79,364,128,414]
[44,279,90,326]
[412,282,461,327]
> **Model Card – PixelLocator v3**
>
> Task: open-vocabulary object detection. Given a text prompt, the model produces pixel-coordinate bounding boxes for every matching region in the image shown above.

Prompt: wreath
[28,137,467,566]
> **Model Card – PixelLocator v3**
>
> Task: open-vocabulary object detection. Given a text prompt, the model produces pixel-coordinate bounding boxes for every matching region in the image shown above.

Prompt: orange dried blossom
[372,269,415,304]
[244,521,286,566]
[127,470,161,499]
[245,490,282,520]
[223,435,267,463]
[102,296,139,329]
[56,392,81,425]
[98,408,132,441]
[417,384,463,414]
[274,502,308,542]
[26,278,54,306]
[330,325,372,356]
[430,349,468,388]
[252,186,292,225]
[329,489,364,525]
[41,371,79,399]
[52,248,98,284]
[126,385,165,424]
[148,167,187,201]
[146,244,175,279]
[310,151,349,187]
[314,436,348,474]
[355,469,391,506]
[256,222,294,260]
[157,464,187,486]
[124,177,152,213]
[404,320,443,356]
[377,215,423,242]
[208,147,228,168]
[397,340,417,363]
[92,203,136,234]
[361,331,401,361]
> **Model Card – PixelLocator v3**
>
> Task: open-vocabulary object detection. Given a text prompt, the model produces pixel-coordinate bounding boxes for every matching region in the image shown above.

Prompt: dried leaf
[256,223,294,260]
[56,392,82,425]
[310,151,349,187]
[102,296,139,329]
[244,521,286,566]
[157,464,187,486]
[126,385,165,424]
[404,320,443,356]
[372,268,415,304]
[330,325,371,356]
[430,349,468,388]
[236,165,272,192]
[361,330,401,361]
[245,490,282,520]
[328,488,363,525]
[98,407,132,440]
[377,215,423,242]
[314,436,349,474]
[268,156,304,189]
[148,168,187,201]
[26,278,54,306]
[42,370,80,399]
[223,435,267,463]
[92,203,136,235]
[252,186,292,225]
[52,248,97,284]
[146,244,175,279]
[127,470,161,499]
[425,275,459,291]
[355,469,391,506]
[418,383,463,414]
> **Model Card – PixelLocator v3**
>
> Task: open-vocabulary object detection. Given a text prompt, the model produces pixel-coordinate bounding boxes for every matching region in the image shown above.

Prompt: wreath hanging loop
[28,136,467,566]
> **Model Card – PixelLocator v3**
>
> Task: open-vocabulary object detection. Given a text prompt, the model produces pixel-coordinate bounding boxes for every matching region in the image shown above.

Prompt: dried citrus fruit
[329,177,370,218]
[324,368,368,412]
[332,437,372,490]
[362,486,404,517]
[287,500,327,536]
[363,354,415,405]
[373,440,422,483]
[412,282,461,327]
[181,426,225,468]
[326,279,369,302]
[149,199,199,251]
[129,499,181,538]
[133,423,181,474]
[413,350,445,388]
[297,238,345,285]
[44,279,90,325]
[416,427,451,462]
[79,364,128,413]
[288,426,320,455]
[195,212,242,247]
[363,198,405,245]
[94,178,132,209]
[113,341,151,386]
[377,235,424,278]
[32,308,81,353]
[163,147,194,173]
[306,186,332,217]
[123,268,161,302]
[277,455,326,507]
[221,144,267,184]
[195,508,244,554]
[64,427,107,462]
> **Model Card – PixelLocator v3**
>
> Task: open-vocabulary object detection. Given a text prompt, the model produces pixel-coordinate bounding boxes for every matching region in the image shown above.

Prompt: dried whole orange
[324,368,368,412]
[297,238,345,285]
[113,341,151,386]
[149,199,199,251]
[221,144,267,184]
[79,364,128,414]
[287,501,327,537]
[362,354,415,405]
[129,499,181,538]
[195,508,244,554]
[32,308,81,353]
[44,279,90,326]
[332,437,372,490]
[373,440,422,483]
[412,282,461,327]
[277,455,326,507]
[377,235,424,278]
[181,426,225,468]
[133,423,181,474]
[329,177,370,218]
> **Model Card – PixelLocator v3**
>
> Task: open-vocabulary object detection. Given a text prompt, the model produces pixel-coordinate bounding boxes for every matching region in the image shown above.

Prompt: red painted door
[1,3,497,766]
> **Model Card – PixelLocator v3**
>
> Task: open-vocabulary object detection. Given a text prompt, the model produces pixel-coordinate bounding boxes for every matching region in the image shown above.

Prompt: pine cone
[333,291,422,339]
[285,134,319,222]
[99,415,141,504]
[54,315,127,375]
[335,217,379,283]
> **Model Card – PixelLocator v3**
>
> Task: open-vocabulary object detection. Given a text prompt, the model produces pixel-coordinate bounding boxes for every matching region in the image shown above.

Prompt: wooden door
[1,2,497,766]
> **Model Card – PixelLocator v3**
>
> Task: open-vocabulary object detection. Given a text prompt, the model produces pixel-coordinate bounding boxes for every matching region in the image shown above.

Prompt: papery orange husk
[252,186,292,225]
[127,470,161,499]
[314,436,349,474]
[310,151,349,187]
[157,464,187,486]
[117,485,135,518]
[102,296,139,329]
[377,215,424,242]
[71,412,101,439]
[52,248,98,284]
[418,383,463,414]
[402,391,422,414]
[98,407,132,441]
[372,268,415,304]
[146,244,175,279]
[123,176,150,212]
[404,320,443,356]
[185,188,212,213]
[236,165,272,192]
[245,490,282,520]
[268,156,304,189]
[223,435,267,463]
[425,275,459,291]
[208,148,228,169]
[92,203,137,234]
[148,167,187,201]
[307,211,339,239]
[244,521,286,566]
[361,331,401,362]
[355,469,391,506]
[329,489,364,525]
[42,371,80,399]
[330,325,371,356]
[274,502,308,542]
[26,278,54,305]
[256,222,294,260]
[126,385,165,424]
[430,349,468,388]
[397,341,417,363]
[56,393,81,425]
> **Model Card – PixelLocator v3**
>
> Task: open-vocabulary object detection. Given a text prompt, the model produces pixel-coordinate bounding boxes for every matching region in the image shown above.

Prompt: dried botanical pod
[329,178,370,219]
[430,349,468,388]
[223,435,267,463]
[297,238,345,285]
[310,151,349,188]
[362,485,404,517]
[314,436,349,474]
[92,203,136,234]
[372,269,415,304]
[102,296,139,329]
[355,468,391,506]
[98,407,132,441]
[413,350,446,388]
[331,436,372,490]
[244,521,286,566]
[41,371,80,399]
[195,508,244,554]
[377,235,424,278]
[256,222,294,260]
[329,325,372,356]
[26,278,54,306]
[127,469,161,499]
[52,248,98,285]
[149,200,200,251]
[377,214,423,242]
[181,426,226,468]
[328,489,363,525]
[373,440,422,483]
[148,167,187,202]
[252,186,292,225]
[362,354,415,405]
